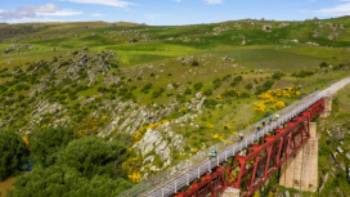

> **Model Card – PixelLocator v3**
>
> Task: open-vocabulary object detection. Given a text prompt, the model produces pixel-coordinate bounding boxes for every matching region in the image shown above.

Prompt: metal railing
[120,77,350,197]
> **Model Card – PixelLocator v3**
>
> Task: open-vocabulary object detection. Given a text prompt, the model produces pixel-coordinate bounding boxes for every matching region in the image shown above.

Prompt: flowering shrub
[254,87,300,113]
[132,120,170,142]
[212,133,225,141]
[254,102,267,112]
[128,171,141,183]
[123,156,143,183]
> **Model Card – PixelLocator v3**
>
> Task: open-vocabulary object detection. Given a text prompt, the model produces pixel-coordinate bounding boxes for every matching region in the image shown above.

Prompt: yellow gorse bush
[254,87,300,113]
[132,120,170,142]
[207,123,214,129]
[191,147,199,153]
[128,171,142,183]
[254,102,267,112]
[122,156,143,183]
[258,92,274,101]
[212,133,225,141]
[274,100,286,109]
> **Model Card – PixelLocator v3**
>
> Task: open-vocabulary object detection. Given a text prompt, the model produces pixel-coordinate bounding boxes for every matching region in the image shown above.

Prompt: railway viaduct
[120,77,350,197]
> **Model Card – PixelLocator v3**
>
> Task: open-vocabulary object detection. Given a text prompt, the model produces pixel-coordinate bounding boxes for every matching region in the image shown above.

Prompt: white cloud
[317,1,350,16]
[0,3,81,21]
[64,0,131,8]
[205,0,224,5]
[37,10,82,17]
[5,17,81,24]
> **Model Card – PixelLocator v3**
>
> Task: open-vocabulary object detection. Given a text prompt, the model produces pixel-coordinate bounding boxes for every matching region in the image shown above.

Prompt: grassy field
[1,18,350,150]
[0,17,350,195]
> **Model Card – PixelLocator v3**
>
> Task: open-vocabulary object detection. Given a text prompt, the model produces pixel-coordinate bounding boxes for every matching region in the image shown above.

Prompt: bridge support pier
[279,122,318,192]
[221,187,240,197]
[321,96,332,118]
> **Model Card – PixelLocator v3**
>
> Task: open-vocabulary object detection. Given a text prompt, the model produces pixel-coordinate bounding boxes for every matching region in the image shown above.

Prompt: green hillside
[0,17,350,196]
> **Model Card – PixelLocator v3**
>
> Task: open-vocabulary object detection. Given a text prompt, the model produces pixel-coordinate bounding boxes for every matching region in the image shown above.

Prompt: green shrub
[97,87,109,93]
[14,83,30,91]
[176,94,186,103]
[222,90,238,98]
[184,87,192,95]
[222,74,232,81]
[272,71,285,80]
[193,82,203,91]
[255,80,274,95]
[292,70,314,78]
[204,99,218,109]
[319,62,329,69]
[204,88,213,96]
[152,88,165,98]
[0,131,28,180]
[0,85,7,94]
[191,59,200,67]
[58,137,129,178]
[141,83,153,93]
[245,83,253,90]
[31,127,75,167]
[12,165,132,197]
[212,78,222,89]
[230,75,243,87]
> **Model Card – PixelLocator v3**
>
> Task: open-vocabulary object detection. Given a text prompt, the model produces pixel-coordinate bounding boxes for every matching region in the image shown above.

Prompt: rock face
[98,100,178,138]
[132,94,206,176]
[0,49,212,178]
[29,101,70,133]
[134,126,181,170]
[346,152,350,160]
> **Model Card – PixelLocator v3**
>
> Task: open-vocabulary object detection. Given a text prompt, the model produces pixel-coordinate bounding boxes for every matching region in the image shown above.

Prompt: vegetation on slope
[0,17,350,196]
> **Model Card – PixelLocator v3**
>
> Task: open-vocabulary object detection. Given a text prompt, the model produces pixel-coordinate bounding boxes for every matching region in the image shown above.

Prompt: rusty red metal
[175,98,325,197]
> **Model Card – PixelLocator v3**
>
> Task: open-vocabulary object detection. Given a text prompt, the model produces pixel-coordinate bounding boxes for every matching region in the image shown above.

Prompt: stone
[167,83,174,90]
[291,39,299,43]
[340,162,346,172]
[262,24,272,32]
[331,152,338,160]
[306,42,320,47]
[336,146,344,154]
[319,172,329,192]
[346,152,350,160]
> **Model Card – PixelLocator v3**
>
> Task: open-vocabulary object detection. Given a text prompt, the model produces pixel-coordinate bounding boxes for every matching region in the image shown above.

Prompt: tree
[272,71,285,80]
[30,127,75,167]
[191,59,200,67]
[141,83,152,93]
[11,165,132,197]
[255,80,274,95]
[0,131,28,180]
[193,82,203,91]
[58,137,130,178]
[319,62,329,69]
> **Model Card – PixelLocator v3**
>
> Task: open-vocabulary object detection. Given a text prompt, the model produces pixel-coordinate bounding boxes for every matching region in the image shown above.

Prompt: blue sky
[0,0,350,24]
